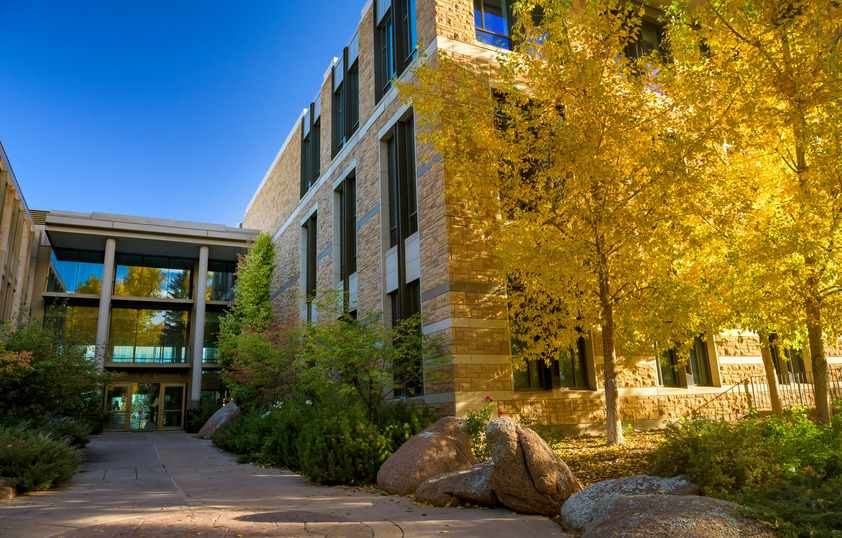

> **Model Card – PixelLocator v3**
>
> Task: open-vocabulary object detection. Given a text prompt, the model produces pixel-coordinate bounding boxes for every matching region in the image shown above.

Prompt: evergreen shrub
[297,406,390,485]
[378,400,436,452]
[0,423,82,493]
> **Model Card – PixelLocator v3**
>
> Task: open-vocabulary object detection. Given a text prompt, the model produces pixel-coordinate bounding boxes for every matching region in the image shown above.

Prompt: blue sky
[0,0,366,227]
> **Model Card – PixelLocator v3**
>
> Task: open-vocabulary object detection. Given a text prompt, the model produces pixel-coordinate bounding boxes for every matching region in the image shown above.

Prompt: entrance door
[105,383,185,431]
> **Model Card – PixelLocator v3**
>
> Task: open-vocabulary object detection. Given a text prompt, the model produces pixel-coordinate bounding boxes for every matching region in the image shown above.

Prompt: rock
[561,474,700,533]
[415,460,498,508]
[486,416,582,516]
[582,494,779,537]
[377,417,478,496]
[197,401,241,439]
[0,478,14,501]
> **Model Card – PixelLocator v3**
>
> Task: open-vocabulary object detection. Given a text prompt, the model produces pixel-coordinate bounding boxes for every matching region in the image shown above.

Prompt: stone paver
[0,431,565,537]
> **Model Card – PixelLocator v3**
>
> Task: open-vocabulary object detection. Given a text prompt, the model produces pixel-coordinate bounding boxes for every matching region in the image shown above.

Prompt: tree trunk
[758,332,783,416]
[599,271,623,446]
[806,296,831,423]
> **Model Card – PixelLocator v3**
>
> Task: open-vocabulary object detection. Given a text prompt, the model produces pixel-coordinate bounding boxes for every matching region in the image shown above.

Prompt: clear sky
[0,0,367,227]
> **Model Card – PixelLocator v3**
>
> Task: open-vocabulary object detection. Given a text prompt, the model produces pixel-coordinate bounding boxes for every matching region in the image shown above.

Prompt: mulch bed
[550,430,667,487]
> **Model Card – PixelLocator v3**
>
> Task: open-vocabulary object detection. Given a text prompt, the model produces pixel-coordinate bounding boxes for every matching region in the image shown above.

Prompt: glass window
[658,347,680,387]
[203,311,221,363]
[626,20,661,59]
[108,307,190,364]
[513,358,553,390]
[333,82,345,152]
[114,254,193,299]
[162,386,184,428]
[475,0,511,49]
[559,337,589,388]
[688,335,712,386]
[349,62,360,132]
[47,248,105,294]
[207,260,236,301]
[48,305,99,359]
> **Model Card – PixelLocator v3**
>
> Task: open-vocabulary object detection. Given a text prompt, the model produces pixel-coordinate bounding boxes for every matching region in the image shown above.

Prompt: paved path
[0,432,564,537]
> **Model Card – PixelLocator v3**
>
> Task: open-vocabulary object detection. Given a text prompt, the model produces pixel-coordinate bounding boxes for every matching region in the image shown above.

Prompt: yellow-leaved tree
[400,0,728,445]
[673,0,842,422]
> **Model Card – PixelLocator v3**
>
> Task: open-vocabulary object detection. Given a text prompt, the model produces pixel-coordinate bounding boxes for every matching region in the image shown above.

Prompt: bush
[185,399,224,434]
[297,406,390,485]
[36,416,92,447]
[465,397,495,461]
[378,400,436,452]
[255,401,315,470]
[649,417,784,493]
[0,423,82,493]
[211,411,273,463]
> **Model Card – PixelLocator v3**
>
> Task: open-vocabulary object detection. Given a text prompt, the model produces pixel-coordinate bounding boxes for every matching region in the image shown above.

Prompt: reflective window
[475,0,511,49]
[114,254,193,299]
[206,260,236,301]
[48,305,99,359]
[46,249,104,294]
[108,307,190,363]
[203,311,221,363]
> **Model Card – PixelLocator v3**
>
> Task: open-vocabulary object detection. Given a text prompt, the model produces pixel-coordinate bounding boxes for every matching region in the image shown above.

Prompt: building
[0,141,260,431]
[242,0,842,432]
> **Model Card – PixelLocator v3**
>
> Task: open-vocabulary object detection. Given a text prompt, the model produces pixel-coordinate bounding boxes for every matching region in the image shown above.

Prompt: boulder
[415,460,498,508]
[486,416,582,516]
[0,478,14,501]
[562,474,700,533]
[377,417,478,495]
[582,494,779,537]
[197,401,241,439]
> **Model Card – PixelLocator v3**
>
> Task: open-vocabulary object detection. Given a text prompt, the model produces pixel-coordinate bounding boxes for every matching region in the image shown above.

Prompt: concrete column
[94,237,116,371]
[10,224,31,316]
[190,245,209,408]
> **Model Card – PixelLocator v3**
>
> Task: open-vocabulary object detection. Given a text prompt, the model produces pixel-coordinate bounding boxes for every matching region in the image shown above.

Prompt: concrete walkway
[0,432,564,537]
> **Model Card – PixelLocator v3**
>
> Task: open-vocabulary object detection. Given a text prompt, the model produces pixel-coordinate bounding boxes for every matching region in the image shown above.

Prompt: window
[386,117,418,248]
[769,333,807,384]
[332,37,361,157]
[513,336,590,390]
[114,254,192,299]
[206,260,237,301]
[625,19,662,59]
[337,175,357,304]
[657,335,714,387]
[391,279,422,398]
[47,304,98,358]
[300,100,322,198]
[302,213,318,321]
[108,308,190,364]
[475,0,511,49]
[47,248,104,294]
[375,0,416,101]
[203,311,222,364]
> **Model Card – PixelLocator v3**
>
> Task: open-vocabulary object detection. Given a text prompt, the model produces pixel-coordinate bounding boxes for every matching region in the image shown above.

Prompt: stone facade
[243,0,842,431]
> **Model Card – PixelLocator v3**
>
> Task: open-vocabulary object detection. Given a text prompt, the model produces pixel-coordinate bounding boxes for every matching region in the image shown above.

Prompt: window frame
[374,0,416,103]
[474,0,513,50]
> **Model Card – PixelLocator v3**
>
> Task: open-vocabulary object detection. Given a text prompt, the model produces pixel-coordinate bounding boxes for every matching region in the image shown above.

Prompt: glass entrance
[104,383,185,431]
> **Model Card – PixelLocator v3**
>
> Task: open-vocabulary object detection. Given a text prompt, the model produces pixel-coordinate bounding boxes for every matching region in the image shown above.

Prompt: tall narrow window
[375,0,416,102]
[626,20,662,59]
[300,100,322,198]
[657,347,680,387]
[392,279,422,398]
[337,175,357,311]
[332,37,361,158]
[386,117,417,248]
[303,214,318,321]
[687,335,712,386]
[513,336,589,390]
[475,0,511,49]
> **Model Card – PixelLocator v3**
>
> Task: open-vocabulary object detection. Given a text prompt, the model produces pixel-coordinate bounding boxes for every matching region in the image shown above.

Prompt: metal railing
[692,366,842,419]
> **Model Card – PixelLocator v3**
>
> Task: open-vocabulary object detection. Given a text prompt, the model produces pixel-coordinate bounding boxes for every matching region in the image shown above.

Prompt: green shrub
[36,416,92,447]
[648,417,784,493]
[0,423,82,493]
[211,410,273,463]
[185,399,224,434]
[730,471,842,538]
[255,402,315,470]
[465,397,495,461]
[297,406,390,485]
[378,400,435,452]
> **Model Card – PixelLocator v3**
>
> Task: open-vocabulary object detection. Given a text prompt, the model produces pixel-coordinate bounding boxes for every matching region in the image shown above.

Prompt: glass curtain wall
[203,311,221,363]
[206,260,236,301]
[113,254,193,299]
[108,308,190,363]
[46,249,104,294]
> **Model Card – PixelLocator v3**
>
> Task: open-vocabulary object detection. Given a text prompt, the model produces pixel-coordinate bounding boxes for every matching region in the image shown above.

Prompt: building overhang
[43,210,259,260]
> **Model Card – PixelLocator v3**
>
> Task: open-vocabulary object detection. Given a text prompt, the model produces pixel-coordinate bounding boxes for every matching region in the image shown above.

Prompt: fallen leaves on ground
[551,430,667,487]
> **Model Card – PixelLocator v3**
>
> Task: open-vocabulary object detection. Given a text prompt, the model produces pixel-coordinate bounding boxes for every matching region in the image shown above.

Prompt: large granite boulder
[197,402,241,439]
[582,494,779,537]
[415,460,498,508]
[377,417,478,496]
[562,474,700,533]
[486,416,582,516]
